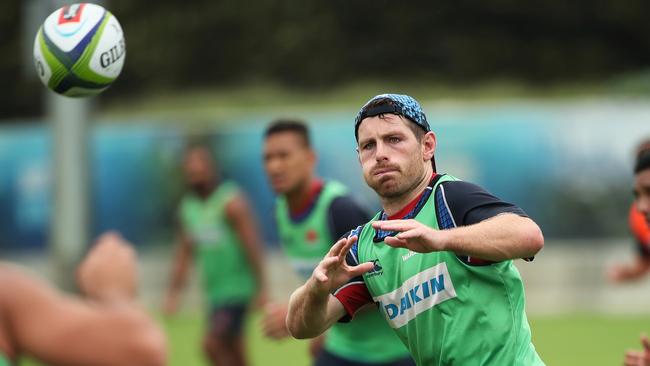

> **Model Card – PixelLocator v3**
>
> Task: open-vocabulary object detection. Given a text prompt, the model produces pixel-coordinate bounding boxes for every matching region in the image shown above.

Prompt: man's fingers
[372,219,416,232]
[314,270,329,283]
[348,262,375,277]
[315,256,340,280]
[337,236,357,262]
[384,236,407,248]
[396,229,420,240]
[321,256,339,268]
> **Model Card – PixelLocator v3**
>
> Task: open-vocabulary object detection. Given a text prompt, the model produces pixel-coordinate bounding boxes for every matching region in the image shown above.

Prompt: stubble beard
[366,159,425,200]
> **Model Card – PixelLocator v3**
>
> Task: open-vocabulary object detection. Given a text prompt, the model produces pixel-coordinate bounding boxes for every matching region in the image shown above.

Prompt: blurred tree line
[4,0,650,118]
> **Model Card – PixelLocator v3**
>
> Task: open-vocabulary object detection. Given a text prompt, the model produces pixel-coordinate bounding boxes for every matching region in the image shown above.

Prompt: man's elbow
[286,312,323,340]
[288,327,319,340]
[523,219,544,255]
[287,327,311,340]
[285,315,310,339]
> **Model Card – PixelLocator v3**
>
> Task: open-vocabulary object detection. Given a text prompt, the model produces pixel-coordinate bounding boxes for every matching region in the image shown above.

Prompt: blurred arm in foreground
[0,232,167,366]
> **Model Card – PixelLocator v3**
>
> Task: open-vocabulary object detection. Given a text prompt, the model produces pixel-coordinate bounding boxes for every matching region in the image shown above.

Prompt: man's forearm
[286,280,333,339]
[168,241,191,295]
[287,236,367,339]
[441,214,544,261]
[3,265,166,366]
[228,196,267,292]
[241,239,266,292]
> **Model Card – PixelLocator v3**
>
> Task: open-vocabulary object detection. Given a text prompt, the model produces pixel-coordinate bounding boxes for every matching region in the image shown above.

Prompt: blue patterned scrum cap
[354,93,431,141]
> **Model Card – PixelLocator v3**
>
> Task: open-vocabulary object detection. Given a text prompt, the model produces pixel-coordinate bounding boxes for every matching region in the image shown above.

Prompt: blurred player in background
[0,232,166,366]
[262,120,414,366]
[608,139,650,283]
[621,147,650,366]
[286,94,545,365]
[164,145,267,366]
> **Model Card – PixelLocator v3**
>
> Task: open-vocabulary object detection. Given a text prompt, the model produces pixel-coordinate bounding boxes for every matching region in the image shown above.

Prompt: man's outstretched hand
[307,236,374,297]
[372,219,444,253]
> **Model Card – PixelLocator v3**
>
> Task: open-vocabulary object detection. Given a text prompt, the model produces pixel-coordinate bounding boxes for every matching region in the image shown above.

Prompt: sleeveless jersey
[179,181,256,307]
[276,181,411,362]
[355,175,544,366]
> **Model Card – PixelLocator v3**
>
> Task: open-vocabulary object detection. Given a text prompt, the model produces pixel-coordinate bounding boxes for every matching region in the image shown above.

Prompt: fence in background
[1,99,649,251]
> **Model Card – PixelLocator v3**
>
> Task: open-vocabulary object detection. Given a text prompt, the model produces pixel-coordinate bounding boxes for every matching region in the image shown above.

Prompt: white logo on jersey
[192,226,222,246]
[373,262,457,328]
[401,250,417,261]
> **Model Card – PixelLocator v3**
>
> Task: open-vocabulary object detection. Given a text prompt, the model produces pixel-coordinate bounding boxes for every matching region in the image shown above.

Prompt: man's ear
[422,132,436,161]
[307,148,317,166]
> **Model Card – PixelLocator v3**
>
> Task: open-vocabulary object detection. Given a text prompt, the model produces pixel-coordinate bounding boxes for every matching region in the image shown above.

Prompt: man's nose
[375,141,389,161]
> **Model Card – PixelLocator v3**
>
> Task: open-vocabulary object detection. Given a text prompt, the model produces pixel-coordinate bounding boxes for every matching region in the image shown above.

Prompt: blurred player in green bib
[262,120,414,366]
[286,94,546,365]
[165,145,266,366]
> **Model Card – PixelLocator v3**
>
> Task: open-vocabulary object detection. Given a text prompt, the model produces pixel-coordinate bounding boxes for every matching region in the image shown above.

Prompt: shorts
[314,349,415,366]
[207,303,248,339]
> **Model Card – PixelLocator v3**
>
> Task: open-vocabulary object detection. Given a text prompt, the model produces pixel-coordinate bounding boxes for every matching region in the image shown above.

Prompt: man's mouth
[373,167,399,176]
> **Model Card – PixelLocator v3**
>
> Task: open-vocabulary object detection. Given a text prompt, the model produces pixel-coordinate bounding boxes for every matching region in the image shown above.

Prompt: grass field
[146,312,650,365]
[19,312,650,365]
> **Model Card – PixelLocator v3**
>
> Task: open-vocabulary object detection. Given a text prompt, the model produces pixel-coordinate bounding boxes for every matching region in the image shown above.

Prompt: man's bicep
[439,181,534,264]
[465,205,527,226]
[440,181,527,226]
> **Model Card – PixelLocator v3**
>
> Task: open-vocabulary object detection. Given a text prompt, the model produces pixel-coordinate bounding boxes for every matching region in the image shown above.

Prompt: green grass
[161,312,311,366]
[530,313,650,365]
[21,312,650,365]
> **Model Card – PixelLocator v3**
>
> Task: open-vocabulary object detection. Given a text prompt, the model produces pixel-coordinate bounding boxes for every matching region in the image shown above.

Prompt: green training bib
[180,181,256,307]
[356,175,544,366]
